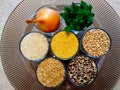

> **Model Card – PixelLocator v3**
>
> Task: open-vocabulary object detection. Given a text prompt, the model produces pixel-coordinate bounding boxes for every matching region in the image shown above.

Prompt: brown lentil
[68,55,97,86]
[37,58,65,87]
[82,29,110,57]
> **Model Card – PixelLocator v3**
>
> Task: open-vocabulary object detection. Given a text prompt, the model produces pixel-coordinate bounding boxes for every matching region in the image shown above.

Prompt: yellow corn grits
[51,31,79,59]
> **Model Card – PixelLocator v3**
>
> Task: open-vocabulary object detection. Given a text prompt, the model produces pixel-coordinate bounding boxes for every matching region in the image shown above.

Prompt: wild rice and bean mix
[68,55,97,86]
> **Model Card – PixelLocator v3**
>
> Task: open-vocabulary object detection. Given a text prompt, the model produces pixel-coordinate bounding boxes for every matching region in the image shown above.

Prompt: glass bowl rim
[80,27,112,59]
[19,31,50,62]
[35,57,66,89]
[50,30,80,60]
[33,5,63,37]
[67,54,98,87]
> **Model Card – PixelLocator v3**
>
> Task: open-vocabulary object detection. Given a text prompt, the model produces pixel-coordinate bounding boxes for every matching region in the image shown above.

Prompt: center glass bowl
[50,31,80,60]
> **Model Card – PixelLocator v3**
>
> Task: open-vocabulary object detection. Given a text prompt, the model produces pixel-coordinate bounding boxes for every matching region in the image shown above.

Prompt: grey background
[0,0,120,90]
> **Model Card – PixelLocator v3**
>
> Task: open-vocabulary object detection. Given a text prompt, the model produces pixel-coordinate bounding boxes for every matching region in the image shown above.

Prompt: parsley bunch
[60,1,94,32]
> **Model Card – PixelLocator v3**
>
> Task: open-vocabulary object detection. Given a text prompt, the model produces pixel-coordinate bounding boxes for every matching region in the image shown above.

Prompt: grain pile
[68,55,97,86]
[20,32,49,60]
[51,31,79,59]
[82,29,110,57]
[37,58,65,87]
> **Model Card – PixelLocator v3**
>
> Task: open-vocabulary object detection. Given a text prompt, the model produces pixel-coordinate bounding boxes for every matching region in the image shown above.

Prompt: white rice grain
[20,32,49,60]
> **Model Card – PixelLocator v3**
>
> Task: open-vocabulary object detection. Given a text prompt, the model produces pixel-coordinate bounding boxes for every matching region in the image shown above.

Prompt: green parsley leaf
[60,1,95,32]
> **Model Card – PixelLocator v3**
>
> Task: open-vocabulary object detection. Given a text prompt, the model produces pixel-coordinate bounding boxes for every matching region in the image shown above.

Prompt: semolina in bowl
[19,31,49,62]
[81,28,111,58]
[50,31,79,60]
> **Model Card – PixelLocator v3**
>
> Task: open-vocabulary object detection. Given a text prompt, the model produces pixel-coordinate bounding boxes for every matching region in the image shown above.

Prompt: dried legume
[82,29,110,57]
[51,31,79,59]
[37,58,65,87]
[68,55,97,86]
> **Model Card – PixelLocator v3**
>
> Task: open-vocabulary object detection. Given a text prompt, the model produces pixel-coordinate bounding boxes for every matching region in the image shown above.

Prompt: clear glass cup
[34,5,63,37]
[19,31,49,62]
[36,57,66,89]
[67,55,98,87]
[50,31,80,60]
[80,28,112,58]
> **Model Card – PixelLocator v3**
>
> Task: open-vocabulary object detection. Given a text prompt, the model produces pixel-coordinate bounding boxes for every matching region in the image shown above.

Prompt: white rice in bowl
[20,32,49,61]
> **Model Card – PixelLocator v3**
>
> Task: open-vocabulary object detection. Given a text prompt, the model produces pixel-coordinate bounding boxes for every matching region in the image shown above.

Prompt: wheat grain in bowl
[36,58,65,88]
[82,28,111,58]
[20,32,49,61]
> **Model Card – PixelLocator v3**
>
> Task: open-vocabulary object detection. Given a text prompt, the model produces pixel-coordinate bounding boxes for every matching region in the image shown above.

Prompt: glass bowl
[19,31,49,62]
[80,28,112,59]
[67,55,98,87]
[34,5,63,37]
[36,57,66,89]
[50,31,80,60]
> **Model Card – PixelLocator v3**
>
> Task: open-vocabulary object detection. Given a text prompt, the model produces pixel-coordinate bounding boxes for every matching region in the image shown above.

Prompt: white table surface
[0,0,120,90]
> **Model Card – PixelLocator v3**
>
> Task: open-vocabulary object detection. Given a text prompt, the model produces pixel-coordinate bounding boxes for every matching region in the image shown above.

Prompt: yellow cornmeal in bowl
[36,58,65,88]
[51,31,79,60]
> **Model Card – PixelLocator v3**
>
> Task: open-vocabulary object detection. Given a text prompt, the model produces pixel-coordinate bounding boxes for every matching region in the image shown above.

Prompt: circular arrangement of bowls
[18,5,112,88]
[2,0,119,90]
